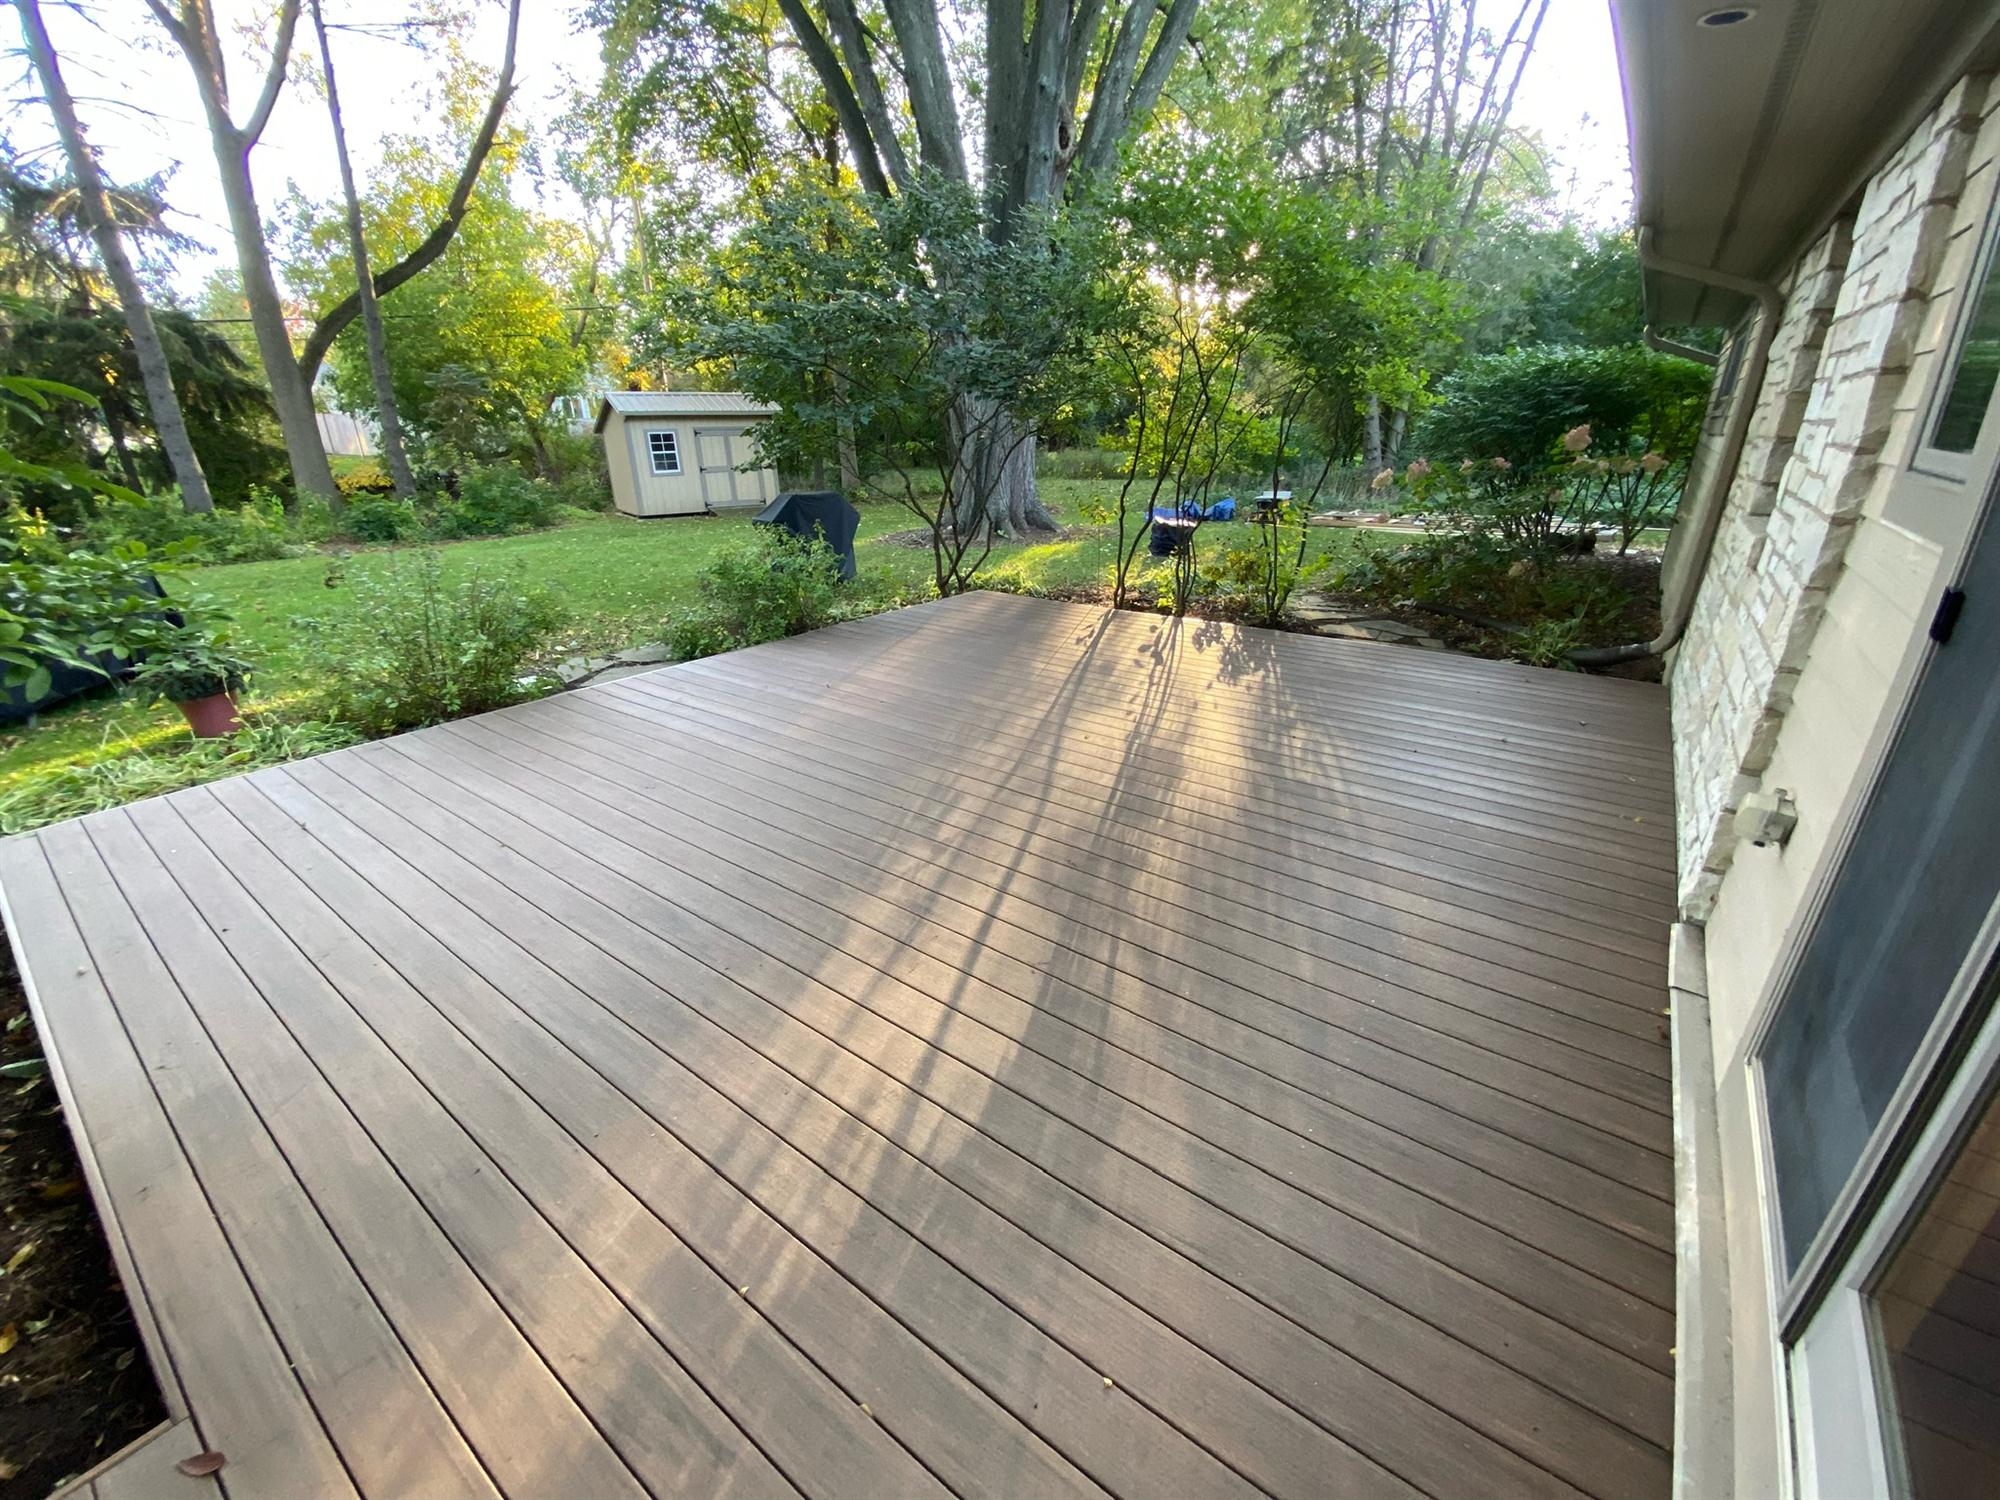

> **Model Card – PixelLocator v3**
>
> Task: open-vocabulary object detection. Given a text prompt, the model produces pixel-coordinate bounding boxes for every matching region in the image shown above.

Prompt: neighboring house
[1614,2,2000,1496]
[594,391,781,517]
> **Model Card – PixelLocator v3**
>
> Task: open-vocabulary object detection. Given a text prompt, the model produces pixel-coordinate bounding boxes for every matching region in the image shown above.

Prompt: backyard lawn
[0,480,1385,792]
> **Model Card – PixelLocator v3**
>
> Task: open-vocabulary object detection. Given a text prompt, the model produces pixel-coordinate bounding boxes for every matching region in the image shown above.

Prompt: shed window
[647,428,682,475]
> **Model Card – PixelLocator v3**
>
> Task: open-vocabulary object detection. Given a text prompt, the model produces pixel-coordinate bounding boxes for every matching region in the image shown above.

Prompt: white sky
[11,0,1632,296]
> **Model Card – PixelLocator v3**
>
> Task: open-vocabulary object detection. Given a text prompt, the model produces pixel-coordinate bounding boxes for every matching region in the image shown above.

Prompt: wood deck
[2,592,1679,1500]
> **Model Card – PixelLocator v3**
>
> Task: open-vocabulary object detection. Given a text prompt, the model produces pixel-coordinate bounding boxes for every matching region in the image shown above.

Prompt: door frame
[1786,942,2000,1497]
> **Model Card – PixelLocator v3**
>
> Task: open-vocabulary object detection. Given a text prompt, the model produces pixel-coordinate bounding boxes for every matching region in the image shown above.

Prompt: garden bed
[0,940,163,1496]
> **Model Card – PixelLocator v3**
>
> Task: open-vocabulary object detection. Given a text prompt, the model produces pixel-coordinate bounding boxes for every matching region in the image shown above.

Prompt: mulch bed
[0,936,162,1499]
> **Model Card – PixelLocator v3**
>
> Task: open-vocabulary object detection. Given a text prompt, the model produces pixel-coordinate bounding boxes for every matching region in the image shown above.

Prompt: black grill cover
[755,490,860,579]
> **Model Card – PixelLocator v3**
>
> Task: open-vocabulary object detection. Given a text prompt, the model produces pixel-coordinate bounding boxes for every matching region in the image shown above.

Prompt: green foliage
[0,719,363,835]
[1332,531,1647,665]
[297,551,568,734]
[665,528,846,660]
[434,465,563,538]
[671,174,1125,555]
[1208,500,1332,624]
[0,537,184,700]
[76,488,303,563]
[282,76,601,460]
[335,460,395,497]
[340,495,423,543]
[1399,343,1711,550]
[1411,343,1711,472]
[2,302,286,511]
[127,620,252,704]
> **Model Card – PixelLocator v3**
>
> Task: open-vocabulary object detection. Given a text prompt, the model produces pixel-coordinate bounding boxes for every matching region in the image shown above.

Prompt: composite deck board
[463,702,1677,1297]
[683,629,1677,874]
[355,729,1675,1435]
[547,685,1675,1164]
[639,642,1677,911]
[580,678,1670,1037]
[1,594,1677,1500]
[556,683,1667,993]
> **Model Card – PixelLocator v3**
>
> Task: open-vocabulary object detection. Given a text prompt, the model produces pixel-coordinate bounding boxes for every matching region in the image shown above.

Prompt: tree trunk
[1362,394,1384,472]
[211,131,339,504]
[18,0,215,511]
[950,394,1054,537]
[152,0,338,505]
[310,0,415,496]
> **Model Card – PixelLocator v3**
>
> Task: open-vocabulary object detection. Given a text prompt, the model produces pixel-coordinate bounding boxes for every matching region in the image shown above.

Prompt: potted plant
[130,628,251,738]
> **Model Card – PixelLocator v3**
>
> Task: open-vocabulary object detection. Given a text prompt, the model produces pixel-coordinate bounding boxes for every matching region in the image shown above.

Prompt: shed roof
[1613,0,2000,326]
[594,391,778,432]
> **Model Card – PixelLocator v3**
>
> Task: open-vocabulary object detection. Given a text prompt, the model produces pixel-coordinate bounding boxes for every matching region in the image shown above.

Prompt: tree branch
[880,0,963,178]
[297,0,522,381]
[776,0,891,195]
[241,0,302,143]
[824,0,909,188]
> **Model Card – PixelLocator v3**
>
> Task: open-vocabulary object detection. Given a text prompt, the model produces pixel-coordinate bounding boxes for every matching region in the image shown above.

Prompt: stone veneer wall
[1668,75,1992,918]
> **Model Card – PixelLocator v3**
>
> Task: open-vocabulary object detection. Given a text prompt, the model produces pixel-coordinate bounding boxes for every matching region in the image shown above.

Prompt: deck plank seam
[539,691,1671,1007]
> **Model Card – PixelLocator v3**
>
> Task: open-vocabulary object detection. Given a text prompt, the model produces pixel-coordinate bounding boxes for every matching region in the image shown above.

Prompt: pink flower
[1490,456,1511,471]
[1561,423,1593,452]
[1370,467,1395,490]
[1404,458,1431,479]
[1640,451,1668,474]
[1459,458,1475,471]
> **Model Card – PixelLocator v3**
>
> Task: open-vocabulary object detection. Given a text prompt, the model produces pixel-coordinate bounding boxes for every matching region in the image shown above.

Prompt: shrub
[665,529,846,661]
[340,494,422,543]
[1403,344,1710,553]
[298,551,568,733]
[0,538,185,700]
[1411,344,1711,471]
[433,463,562,537]
[335,459,395,497]
[1038,445,1132,482]
[76,488,302,563]
[0,719,363,835]
[128,630,252,703]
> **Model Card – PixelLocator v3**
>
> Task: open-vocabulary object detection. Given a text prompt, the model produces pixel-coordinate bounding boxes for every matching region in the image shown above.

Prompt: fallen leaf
[0,1455,18,1480]
[2,1242,35,1274]
[176,1451,227,1477]
[0,1324,16,1354]
[38,1177,82,1200]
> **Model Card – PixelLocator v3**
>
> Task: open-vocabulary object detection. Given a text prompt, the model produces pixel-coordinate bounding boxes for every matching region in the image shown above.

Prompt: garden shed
[594,391,781,517]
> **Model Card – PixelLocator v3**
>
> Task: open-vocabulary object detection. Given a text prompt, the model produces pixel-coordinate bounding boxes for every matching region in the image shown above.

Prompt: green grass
[0,479,1385,789]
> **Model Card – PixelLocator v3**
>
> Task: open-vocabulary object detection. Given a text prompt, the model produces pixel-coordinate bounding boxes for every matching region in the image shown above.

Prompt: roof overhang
[1613,0,2000,326]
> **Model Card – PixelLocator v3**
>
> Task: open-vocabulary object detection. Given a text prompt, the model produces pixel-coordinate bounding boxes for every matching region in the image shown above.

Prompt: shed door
[695,428,743,507]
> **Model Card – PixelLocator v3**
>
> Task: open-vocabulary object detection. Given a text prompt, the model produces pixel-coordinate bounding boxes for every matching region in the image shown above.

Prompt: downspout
[1570,229,1785,668]
[1644,326,1720,367]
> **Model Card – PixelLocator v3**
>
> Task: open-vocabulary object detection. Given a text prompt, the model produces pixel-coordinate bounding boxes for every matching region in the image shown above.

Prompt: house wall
[1666,72,2000,1498]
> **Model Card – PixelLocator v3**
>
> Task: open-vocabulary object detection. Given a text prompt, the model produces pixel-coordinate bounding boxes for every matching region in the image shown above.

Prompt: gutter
[1570,230,1785,668]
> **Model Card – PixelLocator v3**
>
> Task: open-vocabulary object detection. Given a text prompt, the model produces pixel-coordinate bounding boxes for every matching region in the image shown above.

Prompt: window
[647,428,681,475]
[1928,224,2000,454]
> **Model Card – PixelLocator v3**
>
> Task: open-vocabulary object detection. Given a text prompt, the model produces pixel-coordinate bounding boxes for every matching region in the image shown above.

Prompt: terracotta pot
[175,692,242,739]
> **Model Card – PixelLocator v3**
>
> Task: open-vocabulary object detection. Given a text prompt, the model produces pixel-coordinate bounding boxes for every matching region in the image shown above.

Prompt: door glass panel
[1931,238,2000,453]
[1760,507,2000,1276]
[1872,1086,2000,1497]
